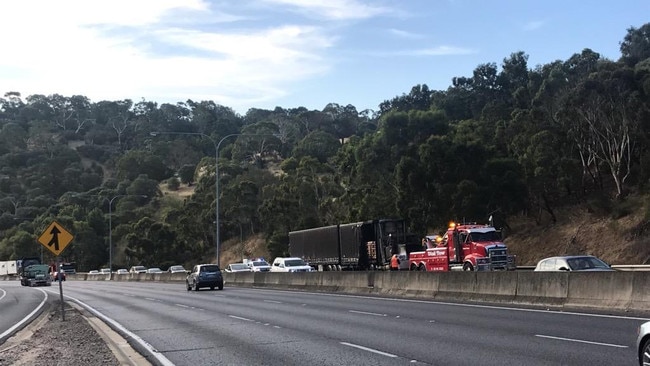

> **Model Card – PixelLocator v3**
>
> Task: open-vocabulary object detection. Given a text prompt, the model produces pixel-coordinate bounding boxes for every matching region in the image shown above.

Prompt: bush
[166,177,180,191]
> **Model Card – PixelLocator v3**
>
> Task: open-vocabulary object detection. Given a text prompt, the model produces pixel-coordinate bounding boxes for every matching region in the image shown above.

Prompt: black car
[186,264,224,291]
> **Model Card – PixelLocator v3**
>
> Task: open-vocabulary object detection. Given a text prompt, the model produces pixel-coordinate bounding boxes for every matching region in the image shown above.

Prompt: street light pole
[150,131,271,267]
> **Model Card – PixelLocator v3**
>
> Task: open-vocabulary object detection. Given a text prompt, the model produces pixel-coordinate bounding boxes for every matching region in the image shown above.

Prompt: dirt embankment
[505,202,650,266]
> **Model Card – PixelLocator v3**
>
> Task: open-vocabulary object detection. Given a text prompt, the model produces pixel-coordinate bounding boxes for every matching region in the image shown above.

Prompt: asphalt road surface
[2,280,646,365]
[0,282,49,343]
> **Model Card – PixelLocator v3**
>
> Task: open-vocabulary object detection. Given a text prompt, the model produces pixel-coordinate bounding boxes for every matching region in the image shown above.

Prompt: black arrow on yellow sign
[47,225,61,251]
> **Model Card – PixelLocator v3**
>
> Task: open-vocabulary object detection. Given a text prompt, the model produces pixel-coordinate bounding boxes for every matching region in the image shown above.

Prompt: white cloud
[262,0,391,20]
[0,0,339,112]
[408,46,476,56]
[388,28,425,39]
[523,20,545,31]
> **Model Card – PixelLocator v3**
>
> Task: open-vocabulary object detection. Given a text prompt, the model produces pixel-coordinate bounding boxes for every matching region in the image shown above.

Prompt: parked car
[186,264,223,291]
[270,257,314,272]
[146,267,163,274]
[245,259,271,272]
[115,269,128,275]
[638,321,650,366]
[225,263,251,273]
[88,270,99,274]
[534,255,615,272]
[129,266,147,274]
[99,268,111,274]
[167,265,187,274]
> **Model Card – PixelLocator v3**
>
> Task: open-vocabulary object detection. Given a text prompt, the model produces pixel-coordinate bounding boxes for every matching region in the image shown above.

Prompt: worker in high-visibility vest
[390,254,400,271]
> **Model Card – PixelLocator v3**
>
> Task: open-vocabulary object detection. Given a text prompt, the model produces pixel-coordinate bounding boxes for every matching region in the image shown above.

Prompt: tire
[463,262,474,271]
[186,282,191,291]
[642,338,650,366]
[194,282,200,291]
[410,264,418,271]
[418,264,426,272]
[218,283,224,290]
[210,286,215,290]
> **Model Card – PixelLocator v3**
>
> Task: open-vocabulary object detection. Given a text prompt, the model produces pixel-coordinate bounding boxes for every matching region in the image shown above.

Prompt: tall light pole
[150,131,270,266]
[106,194,146,280]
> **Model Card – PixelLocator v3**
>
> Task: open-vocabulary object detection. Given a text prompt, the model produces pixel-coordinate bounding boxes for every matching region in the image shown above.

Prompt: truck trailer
[289,218,419,270]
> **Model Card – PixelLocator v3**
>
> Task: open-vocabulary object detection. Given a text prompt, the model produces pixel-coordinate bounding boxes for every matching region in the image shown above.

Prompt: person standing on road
[390,254,400,271]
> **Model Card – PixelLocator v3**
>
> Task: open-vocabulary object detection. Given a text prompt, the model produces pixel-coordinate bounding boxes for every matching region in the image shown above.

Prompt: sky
[1,0,648,115]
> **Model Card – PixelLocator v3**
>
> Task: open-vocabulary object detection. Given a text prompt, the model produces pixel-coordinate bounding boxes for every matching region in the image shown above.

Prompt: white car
[129,266,147,274]
[115,269,128,275]
[99,268,111,274]
[146,267,163,274]
[246,260,271,272]
[225,263,251,273]
[638,321,650,366]
[167,265,187,274]
[270,257,314,273]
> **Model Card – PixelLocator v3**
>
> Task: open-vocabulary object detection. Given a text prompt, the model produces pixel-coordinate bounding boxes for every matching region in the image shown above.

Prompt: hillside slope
[505,200,650,266]
[162,183,650,267]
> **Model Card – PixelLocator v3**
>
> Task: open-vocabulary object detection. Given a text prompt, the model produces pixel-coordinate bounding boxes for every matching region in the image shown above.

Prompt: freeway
[0,281,49,343]
[3,280,646,365]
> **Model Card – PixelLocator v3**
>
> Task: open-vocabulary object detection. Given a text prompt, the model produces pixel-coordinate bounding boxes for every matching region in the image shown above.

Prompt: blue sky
[1,0,648,115]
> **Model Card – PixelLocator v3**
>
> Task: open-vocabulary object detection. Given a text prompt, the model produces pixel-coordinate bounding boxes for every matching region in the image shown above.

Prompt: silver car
[533,255,615,272]
[638,321,650,366]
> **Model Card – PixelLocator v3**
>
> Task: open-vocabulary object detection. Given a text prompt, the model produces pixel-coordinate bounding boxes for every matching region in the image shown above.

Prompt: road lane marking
[145,297,157,301]
[349,310,387,317]
[0,288,6,301]
[0,289,48,340]
[65,296,175,366]
[264,300,282,304]
[340,342,397,357]
[535,334,628,348]
[174,304,190,308]
[229,315,254,322]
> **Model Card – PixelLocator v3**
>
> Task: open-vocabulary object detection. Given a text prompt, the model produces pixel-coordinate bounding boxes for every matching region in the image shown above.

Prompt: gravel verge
[0,302,122,366]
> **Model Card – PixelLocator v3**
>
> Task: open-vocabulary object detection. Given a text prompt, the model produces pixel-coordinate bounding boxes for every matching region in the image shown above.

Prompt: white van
[270,257,314,273]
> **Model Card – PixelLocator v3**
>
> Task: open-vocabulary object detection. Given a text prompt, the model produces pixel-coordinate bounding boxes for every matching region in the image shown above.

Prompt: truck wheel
[410,264,417,271]
[418,264,426,272]
[186,282,191,291]
[194,282,200,291]
[463,262,474,271]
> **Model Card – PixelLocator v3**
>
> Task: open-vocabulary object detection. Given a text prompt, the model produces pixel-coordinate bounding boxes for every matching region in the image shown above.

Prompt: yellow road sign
[38,221,74,256]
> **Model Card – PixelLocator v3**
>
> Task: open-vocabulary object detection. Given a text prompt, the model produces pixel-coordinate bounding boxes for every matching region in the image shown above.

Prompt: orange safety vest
[390,255,399,268]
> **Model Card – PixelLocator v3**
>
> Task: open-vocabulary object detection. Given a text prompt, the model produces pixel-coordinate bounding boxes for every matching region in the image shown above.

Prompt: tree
[620,23,650,66]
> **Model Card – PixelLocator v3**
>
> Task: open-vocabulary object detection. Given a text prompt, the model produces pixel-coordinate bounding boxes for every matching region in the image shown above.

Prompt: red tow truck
[408,222,516,272]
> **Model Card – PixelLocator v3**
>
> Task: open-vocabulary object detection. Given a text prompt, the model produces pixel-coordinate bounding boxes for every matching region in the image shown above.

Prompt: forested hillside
[1,23,649,271]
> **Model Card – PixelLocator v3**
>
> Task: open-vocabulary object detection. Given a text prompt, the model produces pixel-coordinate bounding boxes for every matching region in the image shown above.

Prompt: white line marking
[145,297,157,301]
[250,288,650,321]
[0,288,47,340]
[229,315,254,322]
[349,310,386,317]
[535,334,628,348]
[264,300,282,304]
[174,304,190,308]
[340,342,398,357]
[0,288,6,301]
[273,325,281,328]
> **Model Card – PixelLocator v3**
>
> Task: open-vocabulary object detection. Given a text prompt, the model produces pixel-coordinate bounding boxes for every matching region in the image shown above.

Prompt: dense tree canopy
[1,23,649,269]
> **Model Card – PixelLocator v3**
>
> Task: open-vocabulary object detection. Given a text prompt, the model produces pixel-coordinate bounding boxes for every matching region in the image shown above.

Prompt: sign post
[38,221,74,321]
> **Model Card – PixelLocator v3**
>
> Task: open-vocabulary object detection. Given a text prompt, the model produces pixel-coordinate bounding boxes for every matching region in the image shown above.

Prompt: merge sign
[38,221,74,256]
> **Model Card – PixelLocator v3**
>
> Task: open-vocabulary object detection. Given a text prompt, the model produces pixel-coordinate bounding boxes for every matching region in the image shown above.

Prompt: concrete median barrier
[65,269,650,314]
[565,271,634,311]
[515,272,568,307]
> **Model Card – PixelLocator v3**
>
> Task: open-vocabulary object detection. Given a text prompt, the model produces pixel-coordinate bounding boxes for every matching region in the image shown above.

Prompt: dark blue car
[186,264,224,291]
